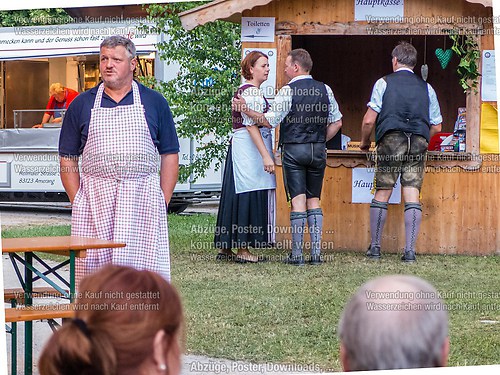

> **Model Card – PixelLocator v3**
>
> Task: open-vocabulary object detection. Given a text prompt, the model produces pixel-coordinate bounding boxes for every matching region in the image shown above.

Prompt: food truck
[180,0,499,254]
[0,22,222,212]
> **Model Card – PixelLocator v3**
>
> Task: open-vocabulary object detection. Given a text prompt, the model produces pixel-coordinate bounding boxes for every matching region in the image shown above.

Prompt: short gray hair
[100,35,136,59]
[338,275,448,371]
[392,41,417,68]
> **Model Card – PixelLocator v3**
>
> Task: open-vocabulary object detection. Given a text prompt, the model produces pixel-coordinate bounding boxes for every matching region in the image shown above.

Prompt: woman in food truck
[33,83,79,127]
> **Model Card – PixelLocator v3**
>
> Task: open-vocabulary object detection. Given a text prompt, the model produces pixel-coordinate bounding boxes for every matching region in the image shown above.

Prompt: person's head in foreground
[338,274,449,371]
[39,265,183,375]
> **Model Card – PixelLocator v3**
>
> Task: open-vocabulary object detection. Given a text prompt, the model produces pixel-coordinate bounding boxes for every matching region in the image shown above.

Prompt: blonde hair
[49,83,65,96]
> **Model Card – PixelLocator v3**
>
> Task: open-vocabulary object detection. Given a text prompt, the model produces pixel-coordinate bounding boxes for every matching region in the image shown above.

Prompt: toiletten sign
[241,17,275,43]
[354,0,405,22]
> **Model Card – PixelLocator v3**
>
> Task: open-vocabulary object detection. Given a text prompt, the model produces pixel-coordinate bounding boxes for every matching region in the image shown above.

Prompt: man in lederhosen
[234,48,343,266]
[59,36,179,283]
[360,41,442,262]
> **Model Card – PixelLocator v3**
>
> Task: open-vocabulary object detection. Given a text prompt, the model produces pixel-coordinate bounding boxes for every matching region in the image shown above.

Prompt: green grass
[4,214,500,371]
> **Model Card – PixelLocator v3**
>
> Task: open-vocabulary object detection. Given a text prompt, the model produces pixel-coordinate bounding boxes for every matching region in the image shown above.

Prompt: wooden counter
[275,151,500,255]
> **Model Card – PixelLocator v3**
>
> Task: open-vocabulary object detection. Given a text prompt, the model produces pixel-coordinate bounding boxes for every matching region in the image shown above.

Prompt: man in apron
[59,36,179,284]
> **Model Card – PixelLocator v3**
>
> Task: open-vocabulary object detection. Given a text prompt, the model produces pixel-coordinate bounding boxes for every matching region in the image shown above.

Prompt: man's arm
[430,123,442,139]
[360,107,378,152]
[326,119,342,142]
[160,153,179,205]
[60,156,80,203]
[232,96,272,128]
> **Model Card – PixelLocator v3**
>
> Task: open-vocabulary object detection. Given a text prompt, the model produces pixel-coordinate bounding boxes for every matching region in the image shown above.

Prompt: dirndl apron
[72,81,170,285]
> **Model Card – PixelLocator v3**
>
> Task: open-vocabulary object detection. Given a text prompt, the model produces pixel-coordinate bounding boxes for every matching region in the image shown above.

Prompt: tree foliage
[144,2,241,182]
[0,9,71,27]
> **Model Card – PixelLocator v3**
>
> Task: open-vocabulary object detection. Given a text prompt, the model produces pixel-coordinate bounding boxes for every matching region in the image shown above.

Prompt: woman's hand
[262,155,275,174]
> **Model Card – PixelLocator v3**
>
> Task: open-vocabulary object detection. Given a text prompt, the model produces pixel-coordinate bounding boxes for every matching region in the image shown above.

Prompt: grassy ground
[3,214,499,371]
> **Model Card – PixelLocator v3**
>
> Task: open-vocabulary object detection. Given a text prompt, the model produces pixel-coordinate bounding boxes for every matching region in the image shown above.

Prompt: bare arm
[60,156,80,203]
[33,113,52,128]
[360,107,378,152]
[430,123,442,139]
[160,153,179,205]
[246,125,275,174]
[326,119,342,142]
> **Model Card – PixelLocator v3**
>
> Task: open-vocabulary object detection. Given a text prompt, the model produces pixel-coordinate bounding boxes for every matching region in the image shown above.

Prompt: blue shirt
[59,81,179,157]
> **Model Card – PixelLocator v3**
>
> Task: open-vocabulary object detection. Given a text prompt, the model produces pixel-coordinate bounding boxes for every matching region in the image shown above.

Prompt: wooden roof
[179,0,273,30]
[180,0,493,30]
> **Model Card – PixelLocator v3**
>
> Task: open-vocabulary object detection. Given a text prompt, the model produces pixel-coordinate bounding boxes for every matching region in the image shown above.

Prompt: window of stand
[292,35,470,154]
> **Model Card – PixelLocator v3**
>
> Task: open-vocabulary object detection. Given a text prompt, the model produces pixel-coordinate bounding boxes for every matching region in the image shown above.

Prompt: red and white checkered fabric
[72,81,170,285]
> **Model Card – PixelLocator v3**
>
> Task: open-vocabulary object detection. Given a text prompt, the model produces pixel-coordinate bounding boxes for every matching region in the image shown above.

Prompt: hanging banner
[481,50,496,102]
[0,1,196,11]
[494,0,500,153]
[480,103,499,154]
[354,0,405,22]
[0,23,158,60]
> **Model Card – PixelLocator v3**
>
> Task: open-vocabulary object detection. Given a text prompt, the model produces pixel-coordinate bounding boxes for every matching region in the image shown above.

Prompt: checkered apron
[72,81,170,285]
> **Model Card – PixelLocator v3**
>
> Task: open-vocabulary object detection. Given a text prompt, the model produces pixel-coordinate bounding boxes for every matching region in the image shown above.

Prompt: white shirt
[367,68,443,126]
[238,85,267,128]
[264,75,343,128]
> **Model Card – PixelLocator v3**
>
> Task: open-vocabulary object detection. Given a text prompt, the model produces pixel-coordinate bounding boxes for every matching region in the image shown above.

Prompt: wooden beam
[179,0,274,30]
[276,21,483,35]
[467,34,481,154]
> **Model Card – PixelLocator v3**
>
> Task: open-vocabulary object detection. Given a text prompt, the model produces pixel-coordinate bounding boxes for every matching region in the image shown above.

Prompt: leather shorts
[375,131,428,190]
[282,142,327,201]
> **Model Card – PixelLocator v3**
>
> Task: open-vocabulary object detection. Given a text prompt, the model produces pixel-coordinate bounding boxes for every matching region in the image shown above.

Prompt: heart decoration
[435,48,453,69]
[421,64,429,81]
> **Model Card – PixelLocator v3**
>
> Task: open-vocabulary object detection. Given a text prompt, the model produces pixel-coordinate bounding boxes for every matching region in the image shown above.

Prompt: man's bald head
[338,275,449,371]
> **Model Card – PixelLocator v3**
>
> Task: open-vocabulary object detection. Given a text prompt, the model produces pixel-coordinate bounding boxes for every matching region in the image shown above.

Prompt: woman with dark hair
[39,265,183,375]
[214,51,276,263]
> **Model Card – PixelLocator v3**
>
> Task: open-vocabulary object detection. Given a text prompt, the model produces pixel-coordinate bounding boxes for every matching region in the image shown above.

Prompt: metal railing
[13,109,66,128]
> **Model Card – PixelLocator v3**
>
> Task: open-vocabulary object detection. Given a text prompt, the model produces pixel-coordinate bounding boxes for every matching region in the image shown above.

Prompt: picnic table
[2,236,126,375]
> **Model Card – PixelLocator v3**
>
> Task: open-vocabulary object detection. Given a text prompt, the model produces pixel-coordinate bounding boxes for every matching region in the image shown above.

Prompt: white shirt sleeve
[240,87,266,126]
[427,84,443,126]
[367,78,387,113]
[264,85,293,128]
[325,84,342,123]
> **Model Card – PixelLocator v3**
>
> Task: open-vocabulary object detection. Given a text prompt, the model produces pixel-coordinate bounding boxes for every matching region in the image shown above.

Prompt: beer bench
[5,304,75,375]
[2,235,126,375]
[4,287,67,305]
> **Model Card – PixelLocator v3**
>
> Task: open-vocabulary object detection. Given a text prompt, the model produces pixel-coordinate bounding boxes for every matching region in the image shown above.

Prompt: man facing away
[234,48,342,266]
[59,35,179,283]
[360,41,442,262]
[338,274,449,371]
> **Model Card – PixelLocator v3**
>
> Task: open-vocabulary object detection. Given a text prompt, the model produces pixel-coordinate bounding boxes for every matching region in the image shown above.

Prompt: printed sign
[352,168,401,204]
[354,0,405,22]
[1,1,196,11]
[243,48,277,98]
[0,22,158,60]
[0,153,64,191]
[241,17,275,43]
[481,50,496,102]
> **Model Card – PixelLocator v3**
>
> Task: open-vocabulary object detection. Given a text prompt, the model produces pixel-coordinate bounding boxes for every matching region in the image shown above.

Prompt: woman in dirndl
[214,50,276,263]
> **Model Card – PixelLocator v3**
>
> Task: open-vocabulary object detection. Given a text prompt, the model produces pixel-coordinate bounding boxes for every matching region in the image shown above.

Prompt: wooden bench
[5,304,75,323]
[4,287,67,305]
[5,304,75,375]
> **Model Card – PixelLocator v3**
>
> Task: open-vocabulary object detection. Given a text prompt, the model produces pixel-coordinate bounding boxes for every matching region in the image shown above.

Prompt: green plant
[142,3,241,183]
[450,33,481,93]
